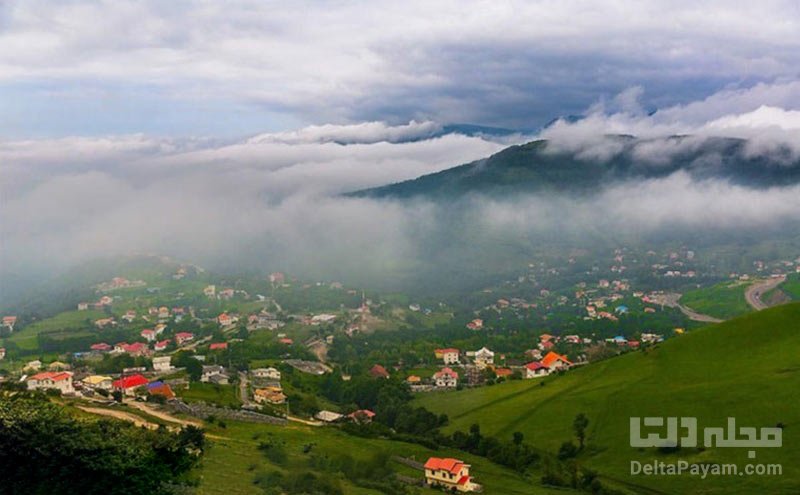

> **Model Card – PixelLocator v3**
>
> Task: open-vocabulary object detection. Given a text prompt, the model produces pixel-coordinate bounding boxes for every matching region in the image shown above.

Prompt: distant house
[141,329,156,342]
[89,342,112,352]
[348,409,376,424]
[433,367,458,388]
[406,375,421,384]
[434,348,460,365]
[25,360,42,371]
[123,342,149,357]
[113,374,149,396]
[254,386,286,404]
[83,375,113,390]
[470,347,494,369]
[209,342,228,351]
[314,410,343,423]
[154,339,170,352]
[218,288,235,300]
[466,318,483,330]
[77,302,89,311]
[217,313,233,326]
[424,457,477,492]
[147,381,175,399]
[122,310,137,322]
[494,368,513,378]
[94,317,115,329]
[201,365,229,384]
[175,332,194,345]
[369,364,390,379]
[525,348,542,361]
[203,285,216,298]
[0,348,5,360]
[27,372,74,394]
[540,351,572,371]
[48,361,70,371]
[158,306,170,319]
[278,337,293,345]
[524,361,549,378]
[154,323,167,334]
[152,356,172,372]
[269,272,285,285]
[252,367,281,380]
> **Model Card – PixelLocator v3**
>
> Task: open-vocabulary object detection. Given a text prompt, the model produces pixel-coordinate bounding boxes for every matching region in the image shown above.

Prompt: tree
[573,413,589,449]
[513,431,524,446]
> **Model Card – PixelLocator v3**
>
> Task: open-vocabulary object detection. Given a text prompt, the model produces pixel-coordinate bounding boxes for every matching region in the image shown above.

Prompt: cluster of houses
[250,366,286,405]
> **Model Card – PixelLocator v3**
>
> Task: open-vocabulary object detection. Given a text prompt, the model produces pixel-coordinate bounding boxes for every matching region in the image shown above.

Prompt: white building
[433,367,459,388]
[252,367,281,380]
[27,372,74,394]
[152,356,173,372]
[470,347,494,369]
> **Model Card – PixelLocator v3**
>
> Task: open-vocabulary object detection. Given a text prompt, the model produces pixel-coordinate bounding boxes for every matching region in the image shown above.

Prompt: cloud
[1,1,799,133]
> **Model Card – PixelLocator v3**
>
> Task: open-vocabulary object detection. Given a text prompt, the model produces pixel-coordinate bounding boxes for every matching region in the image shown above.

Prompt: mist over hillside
[3,84,800,304]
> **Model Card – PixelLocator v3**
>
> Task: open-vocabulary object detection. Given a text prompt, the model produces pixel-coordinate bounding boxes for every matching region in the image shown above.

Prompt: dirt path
[745,276,786,310]
[77,405,160,429]
[127,401,203,427]
[287,415,323,426]
[650,292,724,323]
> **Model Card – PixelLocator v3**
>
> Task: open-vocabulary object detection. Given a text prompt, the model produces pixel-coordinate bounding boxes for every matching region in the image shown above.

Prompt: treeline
[0,392,205,494]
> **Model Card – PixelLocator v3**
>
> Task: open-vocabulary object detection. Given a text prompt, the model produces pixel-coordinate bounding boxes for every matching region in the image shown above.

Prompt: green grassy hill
[679,281,753,320]
[414,303,800,494]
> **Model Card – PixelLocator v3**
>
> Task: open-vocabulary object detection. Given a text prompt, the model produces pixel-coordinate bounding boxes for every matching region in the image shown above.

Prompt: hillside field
[679,281,753,320]
[414,303,800,494]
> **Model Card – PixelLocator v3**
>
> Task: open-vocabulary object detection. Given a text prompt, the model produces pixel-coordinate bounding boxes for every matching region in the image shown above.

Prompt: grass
[414,303,800,495]
[680,281,753,319]
[778,273,800,300]
[178,382,241,408]
[196,421,575,495]
[2,310,105,351]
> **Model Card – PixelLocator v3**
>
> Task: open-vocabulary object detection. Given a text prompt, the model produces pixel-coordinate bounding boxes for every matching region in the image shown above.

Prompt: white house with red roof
[141,329,156,342]
[466,318,483,330]
[113,374,149,396]
[433,367,458,388]
[524,361,549,378]
[27,371,74,394]
[541,351,572,371]
[175,332,194,345]
[2,316,17,331]
[217,313,233,326]
[123,342,149,357]
[154,339,170,351]
[90,342,112,353]
[424,457,478,492]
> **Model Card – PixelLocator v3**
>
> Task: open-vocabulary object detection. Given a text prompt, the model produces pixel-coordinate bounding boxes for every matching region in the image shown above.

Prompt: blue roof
[147,381,164,389]
[613,335,626,341]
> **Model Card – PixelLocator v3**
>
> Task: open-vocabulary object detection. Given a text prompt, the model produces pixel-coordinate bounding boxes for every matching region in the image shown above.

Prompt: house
[406,375,421,384]
[141,329,156,342]
[123,342,149,357]
[82,375,113,391]
[154,339,170,352]
[113,374,149,396]
[434,348,460,365]
[369,364,390,379]
[348,409,376,424]
[524,361,549,378]
[539,340,555,351]
[25,360,42,371]
[27,372,74,394]
[94,317,115,329]
[540,351,572,371]
[311,313,337,325]
[77,302,89,311]
[217,313,233,326]
[525,348,542,361]
[152,356,172,372]
[278,337,293,345]
[424,457,477,492]
[314,410,343,423]
[98,296,113,306]
[48,361,70,371]
[90,342,112,353]
[466,318,483,330]
[147,381,175,399]
[122,310,137,322]
[269,272,285,285]
[471,347,494,369]
[0,348,5,360]
[433,367,458,388]
[494,368,513,378]
[209,342,228,351]
[254,386,287,404]
[218,288,235,300]
[201,365,230,384]
[252,367,281,380]
[154,323,167,335]
[175,332,194,345]
[203,285,216,297]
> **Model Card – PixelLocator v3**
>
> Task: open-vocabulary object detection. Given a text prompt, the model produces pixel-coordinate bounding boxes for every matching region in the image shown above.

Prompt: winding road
[744,275,786,310]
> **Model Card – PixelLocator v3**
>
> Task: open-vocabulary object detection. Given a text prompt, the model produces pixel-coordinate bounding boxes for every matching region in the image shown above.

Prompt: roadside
[744,275,787,310]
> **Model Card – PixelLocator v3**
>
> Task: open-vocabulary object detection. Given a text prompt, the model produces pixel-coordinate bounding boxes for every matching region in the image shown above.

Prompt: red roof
[433,367,458,379]
[155,339,170,349]
[30,371,71,382]
[369,364,390,378]
[113,374,149,389]
[124,342,148,353]
[525,361,546,371]
[209,342,228,350]
[91,342,111,351]
[457,475,471,486]
[541,351,572,368]
[424,457,465,475]
[278,338,293,344]
[495,368,513,377]
[348,409,376,419]
[435,348,459,354]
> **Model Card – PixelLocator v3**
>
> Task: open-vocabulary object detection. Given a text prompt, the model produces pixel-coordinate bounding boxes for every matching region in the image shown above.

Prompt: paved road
[238,371,252,407]
[745,276,786,310]
[652,292,724,323]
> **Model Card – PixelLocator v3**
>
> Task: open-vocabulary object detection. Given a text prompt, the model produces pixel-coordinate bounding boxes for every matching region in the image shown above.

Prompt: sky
[1,1,799,137]
[2,1,800,300]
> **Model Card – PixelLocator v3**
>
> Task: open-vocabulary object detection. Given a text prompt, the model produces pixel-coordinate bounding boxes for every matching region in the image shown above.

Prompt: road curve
[745,276,786,310]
